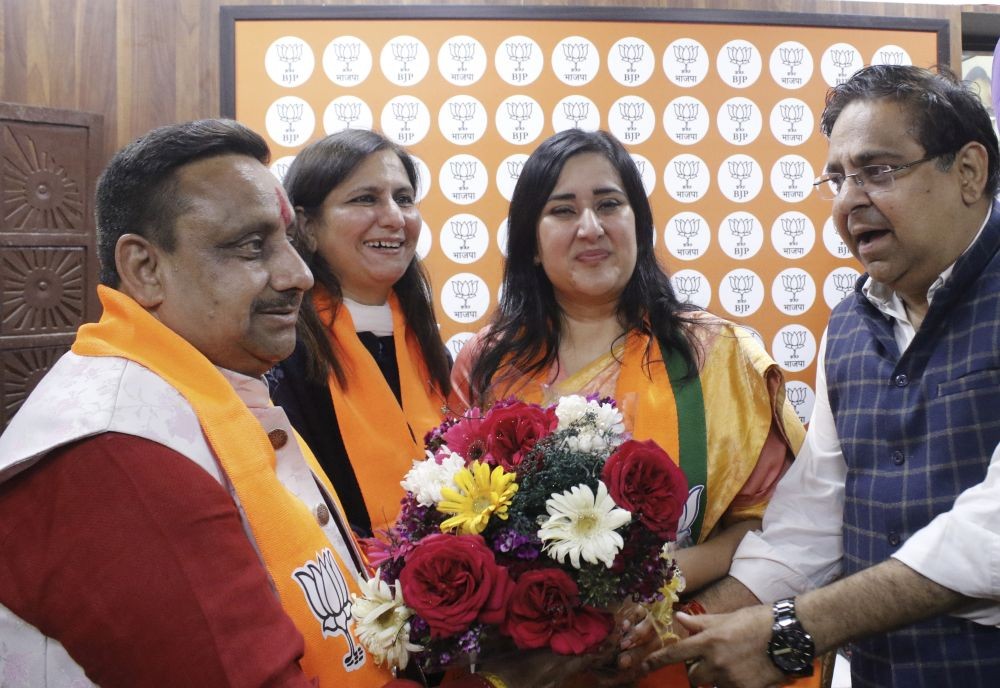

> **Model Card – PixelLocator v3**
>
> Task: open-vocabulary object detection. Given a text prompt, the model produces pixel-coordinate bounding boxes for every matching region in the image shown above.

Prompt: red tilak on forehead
[275,186,293,227]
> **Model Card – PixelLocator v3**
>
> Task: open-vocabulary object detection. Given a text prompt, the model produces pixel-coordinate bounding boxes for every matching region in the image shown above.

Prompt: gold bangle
[478,671,509,688]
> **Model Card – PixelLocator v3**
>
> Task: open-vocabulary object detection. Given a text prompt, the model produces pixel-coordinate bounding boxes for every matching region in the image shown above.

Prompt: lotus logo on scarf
[293,549,367,670]
[675,485,705,548]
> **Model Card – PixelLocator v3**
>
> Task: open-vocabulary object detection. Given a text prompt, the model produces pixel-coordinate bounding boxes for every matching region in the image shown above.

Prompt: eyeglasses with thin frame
[811,155,940,200]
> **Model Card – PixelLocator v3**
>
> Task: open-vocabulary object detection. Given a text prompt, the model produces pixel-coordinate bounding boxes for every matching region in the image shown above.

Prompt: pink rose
[601,439,688,540]
[399,533,513,638]
[481,401,557,471]
[501,568,613,654]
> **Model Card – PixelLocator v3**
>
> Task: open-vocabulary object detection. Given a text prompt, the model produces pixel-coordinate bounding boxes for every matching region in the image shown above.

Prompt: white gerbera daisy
[352,573,423,669]
[538,481,631,569]
[401,451,466,506]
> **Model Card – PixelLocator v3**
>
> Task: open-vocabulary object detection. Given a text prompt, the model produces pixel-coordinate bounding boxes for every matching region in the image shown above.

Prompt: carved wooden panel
[1,247,86,334]
[0,345,69,427]
[0,102,102,428]
[1,124,87,233]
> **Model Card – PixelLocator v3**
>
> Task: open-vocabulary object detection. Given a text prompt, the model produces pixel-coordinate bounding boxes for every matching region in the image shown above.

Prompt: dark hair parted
[468,129,698,406]
[820,64,1000,197]
[283,129,450,395]
[96,118,270,287]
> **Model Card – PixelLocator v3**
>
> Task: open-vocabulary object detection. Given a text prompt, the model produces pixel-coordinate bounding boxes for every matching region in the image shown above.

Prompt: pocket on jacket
[936,367,1000,398]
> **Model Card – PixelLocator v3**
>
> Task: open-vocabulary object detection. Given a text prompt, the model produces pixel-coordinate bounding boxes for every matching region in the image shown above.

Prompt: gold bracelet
[478,671,509,688]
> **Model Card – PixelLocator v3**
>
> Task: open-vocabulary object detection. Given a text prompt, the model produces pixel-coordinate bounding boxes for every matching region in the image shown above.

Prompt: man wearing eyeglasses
[635,64,1000,687]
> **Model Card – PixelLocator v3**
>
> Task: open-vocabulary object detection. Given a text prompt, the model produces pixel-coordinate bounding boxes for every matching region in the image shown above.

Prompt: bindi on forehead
[275,186,293,227]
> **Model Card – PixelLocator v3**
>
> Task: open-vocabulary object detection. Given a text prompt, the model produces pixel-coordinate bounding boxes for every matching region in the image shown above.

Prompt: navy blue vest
[825,203,1000,688]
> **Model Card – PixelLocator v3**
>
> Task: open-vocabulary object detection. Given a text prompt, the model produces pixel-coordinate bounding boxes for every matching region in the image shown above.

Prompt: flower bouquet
[352,395,689,676]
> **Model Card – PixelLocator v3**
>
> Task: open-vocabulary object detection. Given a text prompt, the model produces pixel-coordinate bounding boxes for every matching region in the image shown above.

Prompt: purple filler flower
[491,528,541,560]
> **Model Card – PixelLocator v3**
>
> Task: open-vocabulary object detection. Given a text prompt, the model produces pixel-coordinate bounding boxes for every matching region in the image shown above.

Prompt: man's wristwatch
[767,597,815,677]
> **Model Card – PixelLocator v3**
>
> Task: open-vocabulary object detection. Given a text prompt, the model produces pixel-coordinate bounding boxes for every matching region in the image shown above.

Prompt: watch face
[768,628,814,675]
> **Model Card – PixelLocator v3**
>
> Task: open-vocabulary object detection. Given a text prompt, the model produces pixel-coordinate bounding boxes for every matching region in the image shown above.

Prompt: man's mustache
[254,291,303,313]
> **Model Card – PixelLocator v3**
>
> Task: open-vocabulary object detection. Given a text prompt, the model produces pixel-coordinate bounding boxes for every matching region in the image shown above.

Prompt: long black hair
[283,129,450,394]
[468,129,698,405]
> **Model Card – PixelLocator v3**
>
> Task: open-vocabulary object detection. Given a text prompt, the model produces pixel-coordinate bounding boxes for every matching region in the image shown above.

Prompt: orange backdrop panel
[230,11,940,425]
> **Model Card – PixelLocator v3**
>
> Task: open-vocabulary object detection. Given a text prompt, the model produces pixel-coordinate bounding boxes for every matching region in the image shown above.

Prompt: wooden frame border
[219,5,950,117]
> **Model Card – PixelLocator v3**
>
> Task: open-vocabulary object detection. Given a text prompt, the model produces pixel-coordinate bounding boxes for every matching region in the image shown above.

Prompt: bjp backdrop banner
[222,6,946,426]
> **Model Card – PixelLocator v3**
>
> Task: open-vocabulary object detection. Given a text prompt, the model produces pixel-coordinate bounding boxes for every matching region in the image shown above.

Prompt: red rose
[601,439,688,540]
[399,533,513,638]
[481,401,557,471]
[501,568,613,655]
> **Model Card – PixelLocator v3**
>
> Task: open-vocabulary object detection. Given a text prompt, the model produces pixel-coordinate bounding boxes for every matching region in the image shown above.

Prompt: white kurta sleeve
[730,332,846,603]
[892,441,1000,626]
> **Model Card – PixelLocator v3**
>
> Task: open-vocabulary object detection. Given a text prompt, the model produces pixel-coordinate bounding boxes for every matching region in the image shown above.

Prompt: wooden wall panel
[0,0,989,165]
[119,0,177,142]
[1,0,33,105]
[1,0,116,160]
[75,0,118,121]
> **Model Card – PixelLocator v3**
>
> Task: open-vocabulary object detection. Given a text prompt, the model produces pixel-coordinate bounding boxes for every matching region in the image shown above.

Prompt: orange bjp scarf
[511,330,684,474]
[313,287,445,533]
[73,286,389,686]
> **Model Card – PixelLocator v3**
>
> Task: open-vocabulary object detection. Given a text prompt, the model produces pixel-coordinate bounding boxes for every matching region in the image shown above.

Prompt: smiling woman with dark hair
[452,128,806,686]
[270,129,451,539]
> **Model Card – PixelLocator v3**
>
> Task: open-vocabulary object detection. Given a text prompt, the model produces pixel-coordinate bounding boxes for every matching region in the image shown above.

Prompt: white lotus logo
[675,484,705,547]
[293,549,366,670]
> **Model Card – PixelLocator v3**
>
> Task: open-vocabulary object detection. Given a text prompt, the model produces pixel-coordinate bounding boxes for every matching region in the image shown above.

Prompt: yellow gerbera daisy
[437,461,518,535]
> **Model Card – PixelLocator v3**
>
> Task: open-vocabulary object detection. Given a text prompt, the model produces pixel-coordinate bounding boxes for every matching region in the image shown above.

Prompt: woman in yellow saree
[451,129,808,686]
